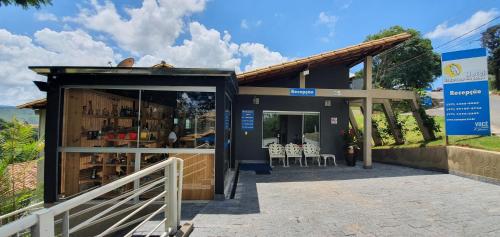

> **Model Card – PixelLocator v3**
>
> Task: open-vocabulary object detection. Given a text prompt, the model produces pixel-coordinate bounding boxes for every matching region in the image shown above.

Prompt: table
[320,154,336,167]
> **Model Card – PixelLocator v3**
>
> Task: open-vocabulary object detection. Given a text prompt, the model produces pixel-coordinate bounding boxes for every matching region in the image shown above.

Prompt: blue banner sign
[241,110,254,131]
[289,88,316,96]
[442,48,490,135]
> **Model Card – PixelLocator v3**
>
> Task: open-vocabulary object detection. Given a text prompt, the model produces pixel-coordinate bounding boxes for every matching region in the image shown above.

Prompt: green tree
[0,0,51,8]
[0,119,43,215]
[0,118,42,164]
[481,24,500,90]
[361,26,441,90]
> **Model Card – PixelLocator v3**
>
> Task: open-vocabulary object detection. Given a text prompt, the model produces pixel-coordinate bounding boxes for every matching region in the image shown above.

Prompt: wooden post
[299,70,306,88]
[363,56,373,169]
[381,99,405,144]
[360,104,383,146]
[409,97,435,141]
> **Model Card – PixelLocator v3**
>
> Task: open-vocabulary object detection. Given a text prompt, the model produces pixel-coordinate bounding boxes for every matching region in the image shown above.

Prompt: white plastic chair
[285,143,302,167]
[268,143,286,167]
[303,143,321,167]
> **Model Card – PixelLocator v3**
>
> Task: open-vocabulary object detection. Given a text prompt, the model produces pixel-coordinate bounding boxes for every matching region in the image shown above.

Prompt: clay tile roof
[16,98,47,109]
[236,32,412,84]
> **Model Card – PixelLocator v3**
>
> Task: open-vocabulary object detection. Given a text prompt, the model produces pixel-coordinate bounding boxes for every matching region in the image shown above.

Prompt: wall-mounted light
[324,99,332,107]
[253,97,260,105]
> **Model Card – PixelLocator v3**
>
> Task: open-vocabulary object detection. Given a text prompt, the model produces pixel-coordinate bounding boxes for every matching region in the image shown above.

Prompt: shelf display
[60,88,216,199]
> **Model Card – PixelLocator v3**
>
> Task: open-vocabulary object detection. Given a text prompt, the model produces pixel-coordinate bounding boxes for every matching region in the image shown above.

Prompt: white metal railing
[0,201,44,226]
[0,157,184,237]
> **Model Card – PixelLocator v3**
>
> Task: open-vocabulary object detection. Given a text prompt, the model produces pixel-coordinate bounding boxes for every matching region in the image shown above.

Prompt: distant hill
[0,105,38,125]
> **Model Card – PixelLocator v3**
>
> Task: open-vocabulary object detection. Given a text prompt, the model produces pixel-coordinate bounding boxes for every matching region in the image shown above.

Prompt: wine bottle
[91,169,97,179]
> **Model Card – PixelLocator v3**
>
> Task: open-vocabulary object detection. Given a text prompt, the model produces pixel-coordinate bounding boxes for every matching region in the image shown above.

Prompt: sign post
[441,48,491,136]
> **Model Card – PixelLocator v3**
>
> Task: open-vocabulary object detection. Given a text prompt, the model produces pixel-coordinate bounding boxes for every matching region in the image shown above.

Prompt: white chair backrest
[268,143,285,157]
[285,143,302,156]
[303,143,320,156]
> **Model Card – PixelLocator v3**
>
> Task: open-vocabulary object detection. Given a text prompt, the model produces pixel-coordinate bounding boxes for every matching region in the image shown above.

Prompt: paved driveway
[191,163,500,236]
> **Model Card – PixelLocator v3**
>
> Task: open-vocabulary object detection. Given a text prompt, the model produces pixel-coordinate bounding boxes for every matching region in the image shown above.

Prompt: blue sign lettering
[241,110,254,131]
[442,48,490,135]
[289,88,316,96]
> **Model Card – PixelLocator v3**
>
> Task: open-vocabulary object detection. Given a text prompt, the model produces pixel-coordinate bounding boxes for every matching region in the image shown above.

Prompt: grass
[351,108,500,152]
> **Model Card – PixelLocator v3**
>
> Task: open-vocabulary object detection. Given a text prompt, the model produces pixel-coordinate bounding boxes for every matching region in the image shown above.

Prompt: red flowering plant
[341,128,360,148]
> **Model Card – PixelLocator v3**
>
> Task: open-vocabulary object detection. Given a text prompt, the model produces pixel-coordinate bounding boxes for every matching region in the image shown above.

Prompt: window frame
[261,110,320,148]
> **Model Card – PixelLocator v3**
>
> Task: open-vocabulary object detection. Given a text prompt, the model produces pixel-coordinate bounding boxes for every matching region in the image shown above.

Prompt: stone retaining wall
[373,146,500,184]
[372,146,448,172]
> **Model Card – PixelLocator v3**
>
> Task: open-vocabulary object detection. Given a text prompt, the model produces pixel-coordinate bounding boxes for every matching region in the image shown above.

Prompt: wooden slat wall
[171,153,214,200]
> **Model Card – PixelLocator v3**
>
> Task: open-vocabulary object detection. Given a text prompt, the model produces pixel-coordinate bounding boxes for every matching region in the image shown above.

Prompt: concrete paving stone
[189,163,500,237]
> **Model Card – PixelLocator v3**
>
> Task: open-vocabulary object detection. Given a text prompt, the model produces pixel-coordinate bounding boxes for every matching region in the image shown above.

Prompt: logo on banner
[443,63,462,78]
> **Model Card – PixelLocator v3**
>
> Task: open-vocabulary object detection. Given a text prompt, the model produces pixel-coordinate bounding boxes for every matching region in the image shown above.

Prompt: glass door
[262,111,320,147]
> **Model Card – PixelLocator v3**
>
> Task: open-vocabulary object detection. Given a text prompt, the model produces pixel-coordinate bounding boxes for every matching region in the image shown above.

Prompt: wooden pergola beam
[360,103,383,146]
[238,87,417,100]
[381,99,405,145]
[409,98,436,141]
[348,106,362,140]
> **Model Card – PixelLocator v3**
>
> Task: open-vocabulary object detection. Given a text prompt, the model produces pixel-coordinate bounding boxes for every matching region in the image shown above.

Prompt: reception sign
[289,88,316,96]
[241,110,254,131]
[442,48,490,135]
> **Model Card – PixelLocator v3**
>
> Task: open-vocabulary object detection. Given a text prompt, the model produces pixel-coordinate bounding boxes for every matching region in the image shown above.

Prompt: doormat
[239,163,272,175]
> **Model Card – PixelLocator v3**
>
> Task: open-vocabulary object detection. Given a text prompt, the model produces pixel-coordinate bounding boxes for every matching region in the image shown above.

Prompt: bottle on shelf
[91,168,97,179]
[88,101,93,115]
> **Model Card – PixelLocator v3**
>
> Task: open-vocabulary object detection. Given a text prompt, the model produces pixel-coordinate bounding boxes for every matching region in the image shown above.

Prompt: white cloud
[34,12,58,22]
[340,0,352,10]
[137,22,241,69]
[73,0,283,71]
[239,43,288,71]
[240,19,262,30]
[316,12,338,42]
[425,9,499,39]
[0,0,289,105]
[317,12,337,25]
[0,28,117,105]
[73,0,206,56]
[240,19,249,29]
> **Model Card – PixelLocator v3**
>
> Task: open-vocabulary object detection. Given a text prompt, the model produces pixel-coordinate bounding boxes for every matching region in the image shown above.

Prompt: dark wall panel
[307,64,350,89]
[241,64,350,89]
[233,95,349,163]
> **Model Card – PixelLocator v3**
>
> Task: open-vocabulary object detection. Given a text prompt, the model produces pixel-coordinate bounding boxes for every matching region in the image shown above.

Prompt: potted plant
[342,128,359,166]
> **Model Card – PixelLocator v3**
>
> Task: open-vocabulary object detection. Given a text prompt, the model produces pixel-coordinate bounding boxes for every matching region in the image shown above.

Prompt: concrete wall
[372,146,448,172]
[373,146,500,184]
[447,146,500,183]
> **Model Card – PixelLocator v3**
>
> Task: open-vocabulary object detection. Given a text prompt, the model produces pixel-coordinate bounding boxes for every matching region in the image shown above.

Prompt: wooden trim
[299,71,306,88]
[238,87,416,100]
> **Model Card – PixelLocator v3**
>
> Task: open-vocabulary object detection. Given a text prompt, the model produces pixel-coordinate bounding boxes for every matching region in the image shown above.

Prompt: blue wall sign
[442,48,491,135]
[289,88,316,96]
[241,110,254,131]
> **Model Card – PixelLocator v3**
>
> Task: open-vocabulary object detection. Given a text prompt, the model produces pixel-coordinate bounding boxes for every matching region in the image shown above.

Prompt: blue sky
[0,0,498,105]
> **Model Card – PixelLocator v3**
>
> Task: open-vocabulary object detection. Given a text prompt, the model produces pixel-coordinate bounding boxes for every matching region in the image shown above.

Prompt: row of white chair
[268,143,336,167]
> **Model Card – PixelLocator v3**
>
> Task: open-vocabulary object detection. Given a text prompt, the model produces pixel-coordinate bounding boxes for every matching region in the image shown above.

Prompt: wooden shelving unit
[61,89,173,197]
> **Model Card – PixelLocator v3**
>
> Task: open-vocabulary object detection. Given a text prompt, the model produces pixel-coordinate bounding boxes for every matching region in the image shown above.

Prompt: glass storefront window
[60,87,216,196]
[262,111,320,147]
[60,152,135,195]
[262,113,280,147]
